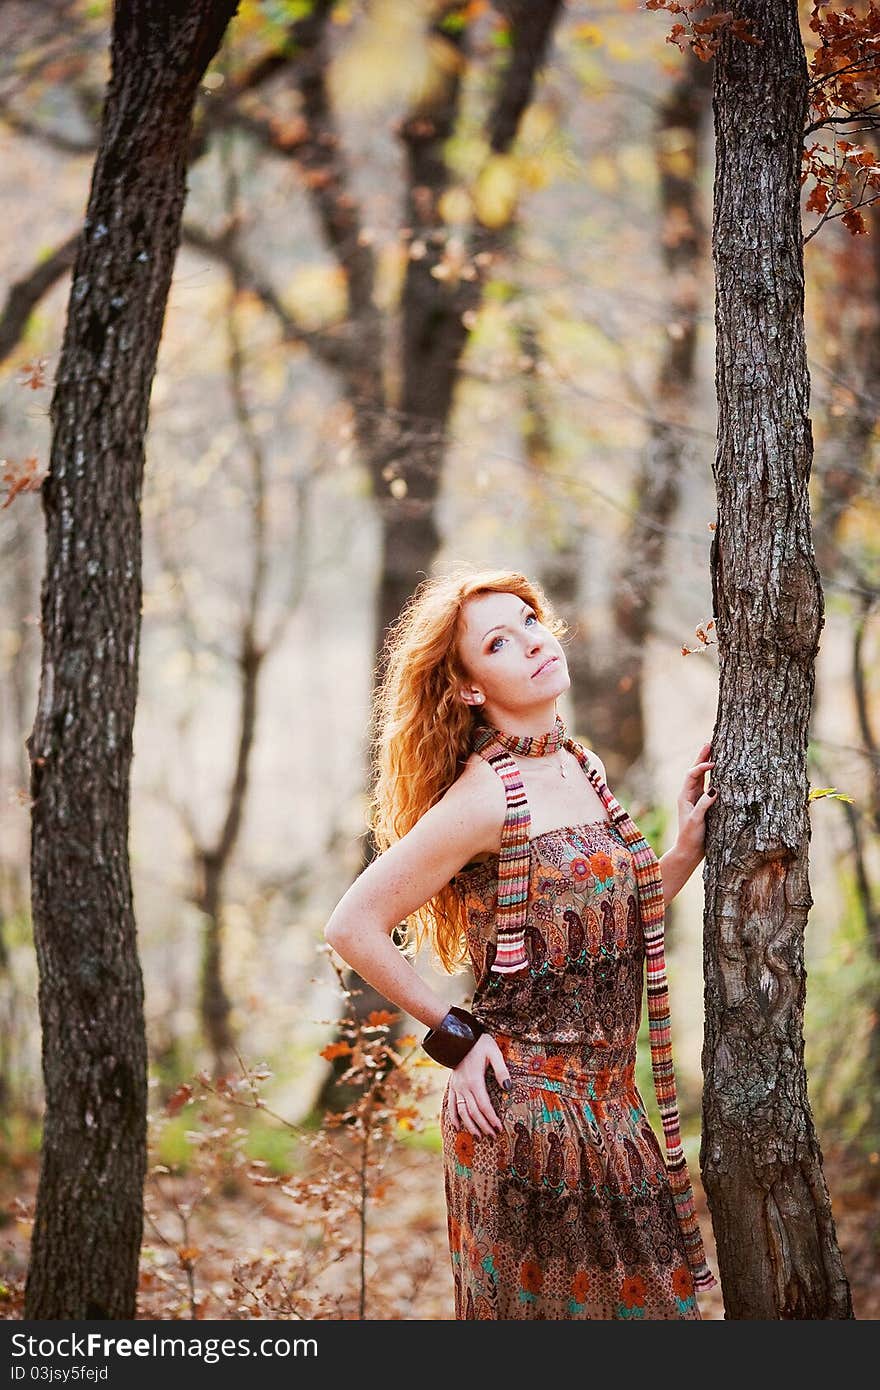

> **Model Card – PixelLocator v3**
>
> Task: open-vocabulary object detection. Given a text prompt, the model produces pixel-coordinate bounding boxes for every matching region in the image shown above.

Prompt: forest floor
[1,1133,877,1321]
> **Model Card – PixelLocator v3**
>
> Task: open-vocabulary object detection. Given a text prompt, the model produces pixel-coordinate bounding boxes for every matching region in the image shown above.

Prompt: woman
[325,567,718,1318]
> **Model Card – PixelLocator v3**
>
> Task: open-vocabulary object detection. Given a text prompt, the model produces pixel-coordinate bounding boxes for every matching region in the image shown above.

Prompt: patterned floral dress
[440,812,703,1320]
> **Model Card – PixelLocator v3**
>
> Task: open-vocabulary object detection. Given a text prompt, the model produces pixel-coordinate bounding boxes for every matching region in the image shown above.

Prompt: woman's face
[454,590,570,721]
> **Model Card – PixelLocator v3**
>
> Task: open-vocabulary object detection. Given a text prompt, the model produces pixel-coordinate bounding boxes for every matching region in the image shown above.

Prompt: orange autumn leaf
[319,1041,353,1061]
[165,1083,193,1116]
[806,182,830,214]
[693,11,734,33]
[365,1009,399,1027]
[842,206,868,235]
[17,359,47,390]
[2,457,46,508]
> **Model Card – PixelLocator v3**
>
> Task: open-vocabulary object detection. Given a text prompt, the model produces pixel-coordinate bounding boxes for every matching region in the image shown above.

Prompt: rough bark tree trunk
[701,0,853,1318]
[24,0,238,1321]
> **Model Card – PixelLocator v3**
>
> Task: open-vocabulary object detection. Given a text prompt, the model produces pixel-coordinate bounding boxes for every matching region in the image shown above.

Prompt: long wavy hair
[369,566,568,974]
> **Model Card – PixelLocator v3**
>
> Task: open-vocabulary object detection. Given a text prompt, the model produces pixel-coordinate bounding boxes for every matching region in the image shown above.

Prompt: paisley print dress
[440,815,702,1320]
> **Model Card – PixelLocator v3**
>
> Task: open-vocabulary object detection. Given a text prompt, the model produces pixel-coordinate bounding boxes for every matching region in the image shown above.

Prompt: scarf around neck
[471,713,717,1294]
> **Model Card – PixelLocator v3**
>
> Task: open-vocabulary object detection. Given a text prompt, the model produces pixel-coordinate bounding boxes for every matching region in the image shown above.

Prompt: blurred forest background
[0,0,879,1318]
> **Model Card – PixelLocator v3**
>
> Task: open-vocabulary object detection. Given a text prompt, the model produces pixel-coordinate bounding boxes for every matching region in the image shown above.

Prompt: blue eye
[488,611,537,653]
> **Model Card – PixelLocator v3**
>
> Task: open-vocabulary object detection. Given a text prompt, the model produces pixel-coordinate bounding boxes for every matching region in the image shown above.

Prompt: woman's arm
[659,841,703,909]
[590,742,715,909]
[660,740,716,907]
[324,758,505,1030]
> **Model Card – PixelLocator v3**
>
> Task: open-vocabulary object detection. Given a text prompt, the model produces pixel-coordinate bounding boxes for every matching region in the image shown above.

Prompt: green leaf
[808,787,854,804]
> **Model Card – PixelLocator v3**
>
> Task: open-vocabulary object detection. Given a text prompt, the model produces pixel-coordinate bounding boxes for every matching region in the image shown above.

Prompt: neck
[480,701,559,741]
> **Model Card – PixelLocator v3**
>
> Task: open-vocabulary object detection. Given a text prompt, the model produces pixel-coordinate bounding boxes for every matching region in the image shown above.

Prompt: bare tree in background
[24,0,238,1320]
[810,225,880,1138]
[179,139,316,1077]
[0,0,568,1107]
[521,45,713,790]
[702,0,852,1317]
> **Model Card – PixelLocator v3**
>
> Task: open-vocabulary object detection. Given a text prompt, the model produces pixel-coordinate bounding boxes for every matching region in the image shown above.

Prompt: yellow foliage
[518,103,556,147]
[438,186,473,224]
[445,133,492,182]
[329,0,444,113]
[516,156,551,192]
[656,128,697,180]
[617,144,656,186]
[567,50,610,96]
[837,496,880,553]
[473,154,519,229]
[587,152,619,194]
[571,22,604,47]
[285,264,347,328]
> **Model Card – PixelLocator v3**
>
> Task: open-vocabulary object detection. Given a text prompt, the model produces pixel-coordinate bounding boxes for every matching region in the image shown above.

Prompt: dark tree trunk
[370,0,565,681]
[701,0,852,1318]
[519,318,582,620]
[24,0,238,1321]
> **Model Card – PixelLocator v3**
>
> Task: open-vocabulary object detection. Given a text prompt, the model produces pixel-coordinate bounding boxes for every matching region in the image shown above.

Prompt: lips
[532,656,559,678]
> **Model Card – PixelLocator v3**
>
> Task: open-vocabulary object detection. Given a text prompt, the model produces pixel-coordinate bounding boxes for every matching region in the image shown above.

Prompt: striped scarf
[472,714,717,1294]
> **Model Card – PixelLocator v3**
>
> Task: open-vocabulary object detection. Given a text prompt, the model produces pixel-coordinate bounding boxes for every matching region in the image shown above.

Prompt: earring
[473,693,484,704]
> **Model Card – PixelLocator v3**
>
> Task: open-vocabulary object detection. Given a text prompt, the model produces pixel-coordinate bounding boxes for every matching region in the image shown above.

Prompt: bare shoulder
[438,752,506,855]
[327,752,506,937]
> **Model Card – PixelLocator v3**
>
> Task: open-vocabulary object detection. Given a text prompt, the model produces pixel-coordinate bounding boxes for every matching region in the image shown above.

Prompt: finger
[459,1087,496,1137]
[487,1046,513,1094]
[462,1115,480,1138]
[454,1095,482,1138]
[470,1086,503,1136]
[491,1060,513,1094]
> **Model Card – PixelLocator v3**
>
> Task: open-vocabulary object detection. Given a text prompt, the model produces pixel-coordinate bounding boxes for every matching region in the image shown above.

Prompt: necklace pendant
[559,757,567,778]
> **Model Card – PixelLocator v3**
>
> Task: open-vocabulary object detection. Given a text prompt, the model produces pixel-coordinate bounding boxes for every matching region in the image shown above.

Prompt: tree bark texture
[24,0,239,1320]
[702,0,853,1318]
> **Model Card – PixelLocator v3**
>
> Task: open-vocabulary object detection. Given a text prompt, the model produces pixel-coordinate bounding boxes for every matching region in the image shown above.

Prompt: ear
[460,687,485,707]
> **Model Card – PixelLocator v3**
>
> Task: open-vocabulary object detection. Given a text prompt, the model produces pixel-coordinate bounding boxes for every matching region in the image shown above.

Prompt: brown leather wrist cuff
[422,1006,488,1068]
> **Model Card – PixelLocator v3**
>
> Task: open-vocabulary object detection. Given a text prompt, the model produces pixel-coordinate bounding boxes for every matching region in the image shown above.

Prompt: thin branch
[803,190,880,247]
[0,231,79,363]
[179,221,346,365]
[807,52,880,91]
[0,104,95,153]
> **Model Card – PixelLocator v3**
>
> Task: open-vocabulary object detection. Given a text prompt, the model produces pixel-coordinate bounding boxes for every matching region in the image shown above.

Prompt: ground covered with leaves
[2,1080,877,1320]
